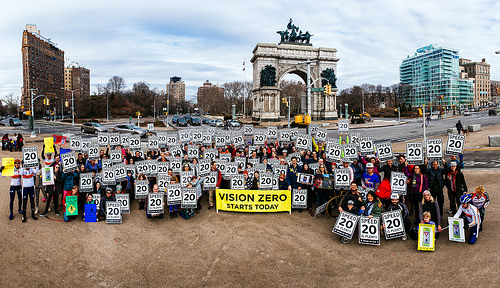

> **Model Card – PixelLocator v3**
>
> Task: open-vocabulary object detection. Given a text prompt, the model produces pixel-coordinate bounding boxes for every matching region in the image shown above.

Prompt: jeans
[9,186,22,214]
[22,186,35,215]
[43,185,58,213]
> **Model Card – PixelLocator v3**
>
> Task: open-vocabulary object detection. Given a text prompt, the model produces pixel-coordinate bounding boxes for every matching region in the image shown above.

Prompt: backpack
[375,178,391,199]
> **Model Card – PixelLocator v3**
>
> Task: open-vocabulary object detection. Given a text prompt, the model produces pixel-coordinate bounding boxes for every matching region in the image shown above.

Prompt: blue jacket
[286,164,302,189]
[62,171,80,191]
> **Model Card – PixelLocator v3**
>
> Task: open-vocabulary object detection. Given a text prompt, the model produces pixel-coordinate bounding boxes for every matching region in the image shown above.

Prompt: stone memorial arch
[251,19,339,121]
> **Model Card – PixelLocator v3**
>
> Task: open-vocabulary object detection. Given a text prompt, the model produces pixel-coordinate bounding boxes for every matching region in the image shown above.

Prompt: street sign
[311,87,325,92]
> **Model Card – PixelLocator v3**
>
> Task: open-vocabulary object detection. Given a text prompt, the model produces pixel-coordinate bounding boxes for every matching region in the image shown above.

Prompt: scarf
[413,172,424,192]
[448,170,457,192]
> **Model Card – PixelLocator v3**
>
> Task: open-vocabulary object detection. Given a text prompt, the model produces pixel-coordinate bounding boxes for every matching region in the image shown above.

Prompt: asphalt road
[5,111,499,168]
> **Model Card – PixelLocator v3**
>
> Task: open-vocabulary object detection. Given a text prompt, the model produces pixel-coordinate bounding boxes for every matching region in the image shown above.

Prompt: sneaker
[55,211,60,216]
[42,198,46,202]
[208,206,213,210]
[402,235,408,241]
[32,214,38,220]
[34,208,38,214]
[9,213,13,220]
[22,215,27,223]
[40,211,47,217]
[447,209,453,214]
[48,208,51,212]
[18,209,23,214]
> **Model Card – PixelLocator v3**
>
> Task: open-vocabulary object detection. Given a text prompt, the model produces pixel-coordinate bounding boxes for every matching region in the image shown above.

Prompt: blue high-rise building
[400,45,473,109]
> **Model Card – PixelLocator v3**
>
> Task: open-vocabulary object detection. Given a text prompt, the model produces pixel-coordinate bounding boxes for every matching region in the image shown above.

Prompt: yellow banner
[216,189,291,213]
[2,158,14,176]
[44,137,54,153]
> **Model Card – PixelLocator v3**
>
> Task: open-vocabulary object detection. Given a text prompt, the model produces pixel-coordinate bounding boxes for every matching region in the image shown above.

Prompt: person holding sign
[361,163,380,191]
[98,188,116,220]
[362,191,384,219]
[386,194,410,240]
[419,191,442,236]
[8,159,23,220]
[21,165,40,222]
[63,186,79,222]
[82,194,98,221]
[445,162,467,215]
[146,184,164,219]
[339,183,364,214]
[207,161,222,210]
[471,185,489,232]
[404,163,428,224]
[454,194,481,244]
[410,211,437,240]
[426,159,448,217]
[190,175,205,213]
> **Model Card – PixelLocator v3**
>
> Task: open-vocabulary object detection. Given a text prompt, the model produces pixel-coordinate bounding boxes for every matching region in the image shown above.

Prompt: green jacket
[364,199,384,218]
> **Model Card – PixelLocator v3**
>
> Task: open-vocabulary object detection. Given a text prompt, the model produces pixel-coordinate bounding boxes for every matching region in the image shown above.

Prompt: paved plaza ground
[1,126,499,287]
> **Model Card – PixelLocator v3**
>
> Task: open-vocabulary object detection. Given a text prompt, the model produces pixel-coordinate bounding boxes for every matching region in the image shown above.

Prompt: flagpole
[243,58,246,119]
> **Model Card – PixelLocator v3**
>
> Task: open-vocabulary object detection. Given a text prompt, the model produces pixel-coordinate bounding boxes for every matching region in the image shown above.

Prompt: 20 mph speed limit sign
[445,133,465,155]
[390,172,407,195]
[292,189,307,209]
[332,212,360,239]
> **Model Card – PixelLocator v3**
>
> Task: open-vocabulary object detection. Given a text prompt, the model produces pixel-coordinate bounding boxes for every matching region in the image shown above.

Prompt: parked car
[0,118,22,127]
[463,110,470,116]
[489,109,498,116]
[177,118,188,127]
[113,124,147,137]
[227,119,240,128]
[183,115,192,124]
[172,115,180,124]
[215,119,224,127]
[81,122,108,134]
[191,117,201,126]
[209,119,217,127]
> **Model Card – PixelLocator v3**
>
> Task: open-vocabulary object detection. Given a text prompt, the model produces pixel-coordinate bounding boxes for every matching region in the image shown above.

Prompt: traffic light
[65,101,69,107]
[43,98,50,105]
[324,84,332,95]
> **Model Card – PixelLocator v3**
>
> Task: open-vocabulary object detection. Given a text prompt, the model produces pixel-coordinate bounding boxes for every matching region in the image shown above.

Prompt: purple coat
[404,166,428,194]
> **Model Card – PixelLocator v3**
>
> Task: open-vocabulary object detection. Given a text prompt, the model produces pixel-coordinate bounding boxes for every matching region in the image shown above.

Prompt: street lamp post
[345,103,348,119]
[31,94,47,137]
[297,59,319,117]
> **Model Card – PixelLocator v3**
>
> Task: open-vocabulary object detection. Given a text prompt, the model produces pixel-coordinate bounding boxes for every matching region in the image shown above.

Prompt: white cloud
[1,0,499,102]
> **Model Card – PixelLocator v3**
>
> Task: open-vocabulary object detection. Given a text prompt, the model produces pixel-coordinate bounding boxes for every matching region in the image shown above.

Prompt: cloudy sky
[1,0,499,102]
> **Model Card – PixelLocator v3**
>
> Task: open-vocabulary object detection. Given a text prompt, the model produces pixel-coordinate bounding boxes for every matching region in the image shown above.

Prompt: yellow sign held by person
[216,189,291,213]
[417,224,436,252]
[44,137,54,153]
[2,158,15,176]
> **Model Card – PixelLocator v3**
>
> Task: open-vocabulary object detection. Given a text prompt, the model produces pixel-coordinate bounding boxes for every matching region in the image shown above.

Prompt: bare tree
[280,80,306,115]
[1,93,19,115]
[106,76,126,94]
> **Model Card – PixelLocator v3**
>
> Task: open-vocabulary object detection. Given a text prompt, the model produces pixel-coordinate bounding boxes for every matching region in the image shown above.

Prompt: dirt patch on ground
[1,147,499,287]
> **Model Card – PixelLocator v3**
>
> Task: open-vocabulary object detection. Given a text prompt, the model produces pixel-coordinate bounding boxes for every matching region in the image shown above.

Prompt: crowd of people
[4,130,489,244]
[2,133,24,152]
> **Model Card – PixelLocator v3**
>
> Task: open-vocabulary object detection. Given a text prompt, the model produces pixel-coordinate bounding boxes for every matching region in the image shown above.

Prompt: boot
[22,212,27,223]
[139,202,144,210]
[170,212,174,219]
[32,210,38,220]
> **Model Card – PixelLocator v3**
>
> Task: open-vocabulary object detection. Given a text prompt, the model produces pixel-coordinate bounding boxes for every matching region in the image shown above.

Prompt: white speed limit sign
[79,173,94,192]
[187,145,199,159]
[88,144,100,160]
[359,137,374,155]
[382,210,406,240]
[253,133,266,146]
[426,139,443,160]
[148,136,159,150]
[135,180,149,199]
[204,172,217,189]
[22,147,39,168]
[166,135,177,146]
[358,216,380,245]
[406,141,423,164]
[375,141,393,161]
[243,125,253,136]
[332,212,360,239]
[259,172,273,189]
[315,128,327,142]
[338,120,349,132]
[230,174,245,190]
[106,201,122,224]
[147,192,164,214]
[445,133,465,155]
[181,187,197,209]
[70,136,82,151]
[102,168,116,185]
[198,159,211,176]
[110,149,122,163]
[129,135,141,150]
[292,189,307,209]
[116,193,130,214]
[390,172,407,195]
[167,183,182,205]
[296,134,311,151]
[342,143,358,162]
[109,134,121,146]
[61,152,77,173]
[334,168,351,188]
[267,126,278,139]
[97,132,109,147]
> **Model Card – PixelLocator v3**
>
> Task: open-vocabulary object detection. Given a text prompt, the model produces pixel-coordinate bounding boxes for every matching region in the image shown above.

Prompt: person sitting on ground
[362,191,384,219]
[419,190,442,235]
[98,188,116,220]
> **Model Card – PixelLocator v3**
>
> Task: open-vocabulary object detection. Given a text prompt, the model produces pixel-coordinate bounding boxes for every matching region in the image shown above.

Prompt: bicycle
[325,189,348,218]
